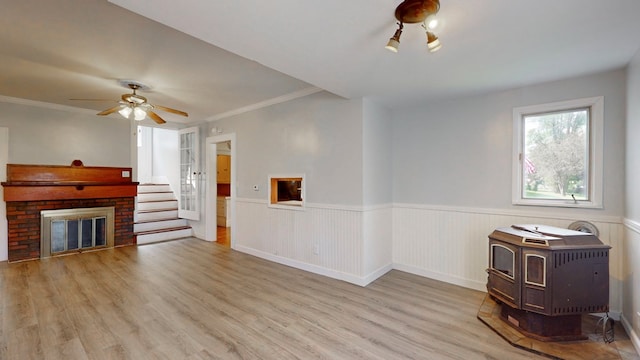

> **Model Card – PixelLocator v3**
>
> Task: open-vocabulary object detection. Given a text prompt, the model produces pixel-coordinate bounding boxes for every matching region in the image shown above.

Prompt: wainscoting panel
[392,204,624,314]
[233,199,624,314]
[362,206,393,280]
[234,199,366,282]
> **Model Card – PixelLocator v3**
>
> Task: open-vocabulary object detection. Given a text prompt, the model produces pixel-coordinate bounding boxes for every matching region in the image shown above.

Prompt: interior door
[178,127,199,220]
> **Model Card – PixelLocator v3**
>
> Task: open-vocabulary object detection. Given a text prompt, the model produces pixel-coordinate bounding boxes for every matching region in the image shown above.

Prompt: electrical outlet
[313,244,319,255]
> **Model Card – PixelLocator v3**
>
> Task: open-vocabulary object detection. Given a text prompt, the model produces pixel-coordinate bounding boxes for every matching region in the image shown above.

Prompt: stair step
[138,192,176,202]
[138,184,172,193]
[137,207,178,214]
[135,225,192,236]
[136,227,193,245]
[136,209,179,222]
[135,184,188,245]
[137,200,178,211]
[134,218,189,233]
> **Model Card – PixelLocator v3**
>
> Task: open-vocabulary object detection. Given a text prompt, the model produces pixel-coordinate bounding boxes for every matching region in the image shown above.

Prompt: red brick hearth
[2,161,138,262]
[5,198,134,262]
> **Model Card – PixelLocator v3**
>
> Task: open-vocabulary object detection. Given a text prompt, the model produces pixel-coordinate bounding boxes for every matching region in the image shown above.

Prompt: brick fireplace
[2,161,138,262]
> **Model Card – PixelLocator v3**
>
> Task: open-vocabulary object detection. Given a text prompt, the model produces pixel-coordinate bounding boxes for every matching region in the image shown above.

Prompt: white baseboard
[621,314,640,356]
[234,245,392,287]
[392,263,487,292]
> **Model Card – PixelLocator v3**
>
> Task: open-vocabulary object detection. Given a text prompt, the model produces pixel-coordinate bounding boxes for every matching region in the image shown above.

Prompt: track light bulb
[426,31,442,52]
[425,15,439,30]
[385,23,403,53]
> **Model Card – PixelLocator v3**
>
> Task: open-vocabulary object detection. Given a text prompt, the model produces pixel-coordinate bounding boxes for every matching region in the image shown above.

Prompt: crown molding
[206,86,323,122]
[0,95,97,115]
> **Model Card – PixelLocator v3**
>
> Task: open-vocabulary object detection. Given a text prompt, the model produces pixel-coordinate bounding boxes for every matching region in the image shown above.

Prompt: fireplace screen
[41,207,114,258]
[50,217,107,254]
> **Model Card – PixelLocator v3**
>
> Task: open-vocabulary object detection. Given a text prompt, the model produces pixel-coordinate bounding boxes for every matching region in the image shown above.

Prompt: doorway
[206,134,236,248]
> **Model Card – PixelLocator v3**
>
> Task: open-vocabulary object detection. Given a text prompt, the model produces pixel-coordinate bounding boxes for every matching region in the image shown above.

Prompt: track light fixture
[425,29,442,53]
[385,22,404,53]
[385,0,442,53]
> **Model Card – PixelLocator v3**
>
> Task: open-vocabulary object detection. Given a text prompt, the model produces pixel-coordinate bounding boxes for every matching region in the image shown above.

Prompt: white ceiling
[2,0,640,127]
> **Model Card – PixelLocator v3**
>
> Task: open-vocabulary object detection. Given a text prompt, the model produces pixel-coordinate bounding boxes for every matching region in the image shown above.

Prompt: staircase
[134,184,192,245]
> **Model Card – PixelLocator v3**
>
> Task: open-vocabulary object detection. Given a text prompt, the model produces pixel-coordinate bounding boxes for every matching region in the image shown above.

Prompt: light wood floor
[216,227,230,247]
[1,238,558,359]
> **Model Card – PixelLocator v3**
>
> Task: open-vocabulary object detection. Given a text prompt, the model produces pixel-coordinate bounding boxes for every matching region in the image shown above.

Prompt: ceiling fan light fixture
[385,23,403,52]
[118,106,133,119]
[133,106,147,121]
[73,79,188,125]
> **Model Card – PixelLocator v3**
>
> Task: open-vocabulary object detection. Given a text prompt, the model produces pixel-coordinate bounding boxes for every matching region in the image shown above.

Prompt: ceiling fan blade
[154,105,188,117]
[147,111,167,124]
[97,105,123,116]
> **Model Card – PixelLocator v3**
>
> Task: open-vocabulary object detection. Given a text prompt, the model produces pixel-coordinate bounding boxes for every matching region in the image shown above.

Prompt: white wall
[362,99,393,276]
[624,50,640,352]
[151,127,180,193]
[392,69,626,218]
[209,92,387,284]
[0,101,131,166]
[390,69,627,316]
[213,91,364,206]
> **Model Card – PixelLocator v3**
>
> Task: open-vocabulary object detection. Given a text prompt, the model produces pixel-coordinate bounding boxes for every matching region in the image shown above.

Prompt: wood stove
[487,224,610,341]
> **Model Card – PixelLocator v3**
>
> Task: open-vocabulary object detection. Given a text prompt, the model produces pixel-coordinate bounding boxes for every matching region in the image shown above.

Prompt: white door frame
[205,133,236,245]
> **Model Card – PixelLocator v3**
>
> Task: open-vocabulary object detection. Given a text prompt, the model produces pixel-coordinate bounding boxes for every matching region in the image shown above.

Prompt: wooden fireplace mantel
[1,162,138,201]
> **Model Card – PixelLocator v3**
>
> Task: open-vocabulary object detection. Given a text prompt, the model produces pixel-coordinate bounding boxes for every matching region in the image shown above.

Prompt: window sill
[512,199,603,209]
[268,202,305,211]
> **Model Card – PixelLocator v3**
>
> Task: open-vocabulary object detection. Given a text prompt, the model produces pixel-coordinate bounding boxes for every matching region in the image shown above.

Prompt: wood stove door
[487,240,521,309]
[522,249,550,315]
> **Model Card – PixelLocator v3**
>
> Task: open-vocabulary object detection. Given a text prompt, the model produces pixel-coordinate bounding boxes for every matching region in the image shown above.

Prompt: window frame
[267,174,306,210]
[512,96,604,208]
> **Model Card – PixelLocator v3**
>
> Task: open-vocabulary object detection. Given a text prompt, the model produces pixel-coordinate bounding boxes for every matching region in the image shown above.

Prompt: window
[268,174,305,209]
[512,97,603,208]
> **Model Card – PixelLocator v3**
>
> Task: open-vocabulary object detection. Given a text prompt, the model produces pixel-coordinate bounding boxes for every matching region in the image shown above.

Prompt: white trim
[235,244,392,287]
[0,95,98,115]
[393,202,622,224]
[235,197,392,213]
[206,87,323,122]
[621,314,640,356]
[236,197,623,223]
[393,263,487,292]
[512,96,604,209]
[624,218,640,234]
[267,173,306,210]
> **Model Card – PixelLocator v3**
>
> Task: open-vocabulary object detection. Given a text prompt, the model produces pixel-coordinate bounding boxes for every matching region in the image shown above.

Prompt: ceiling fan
[71,80,188,124]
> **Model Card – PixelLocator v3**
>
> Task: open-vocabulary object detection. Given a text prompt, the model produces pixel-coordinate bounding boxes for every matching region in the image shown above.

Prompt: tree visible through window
[512,96,603,208]
[523,108,589,200]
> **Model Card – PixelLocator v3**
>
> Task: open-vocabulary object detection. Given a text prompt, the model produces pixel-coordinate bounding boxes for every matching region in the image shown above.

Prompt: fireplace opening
[41,207,115,258]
